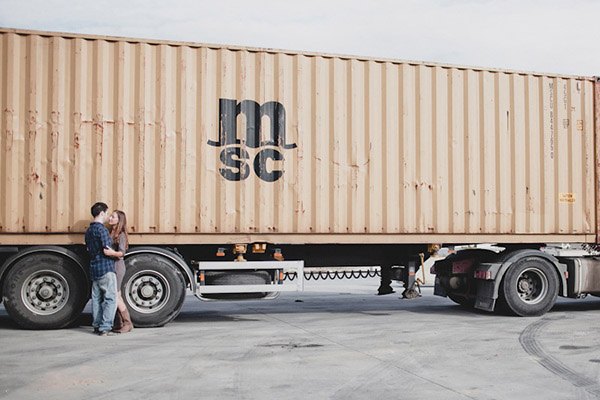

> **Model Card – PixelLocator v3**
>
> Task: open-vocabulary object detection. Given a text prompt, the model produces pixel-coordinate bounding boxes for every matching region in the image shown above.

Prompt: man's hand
[103,247,121,258]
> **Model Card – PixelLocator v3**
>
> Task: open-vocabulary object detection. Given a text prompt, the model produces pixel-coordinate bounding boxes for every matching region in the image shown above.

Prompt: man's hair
[91,202,108,217]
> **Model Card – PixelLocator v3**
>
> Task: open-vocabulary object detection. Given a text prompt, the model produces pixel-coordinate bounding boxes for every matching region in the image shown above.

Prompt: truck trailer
[0,28,599,329]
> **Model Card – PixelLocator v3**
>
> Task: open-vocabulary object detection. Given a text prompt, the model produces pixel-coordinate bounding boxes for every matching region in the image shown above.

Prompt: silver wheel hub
[21,271,69,315]
[518,280,531,292]
[126,271,170,314]
[516,267,548,305]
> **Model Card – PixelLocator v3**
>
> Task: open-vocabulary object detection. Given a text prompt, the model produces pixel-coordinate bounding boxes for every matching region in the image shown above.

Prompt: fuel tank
[562,257,600,297]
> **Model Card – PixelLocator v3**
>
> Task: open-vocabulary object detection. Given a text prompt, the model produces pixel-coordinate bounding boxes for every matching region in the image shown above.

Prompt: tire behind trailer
[447,294,475,309]
[202,270,272,300]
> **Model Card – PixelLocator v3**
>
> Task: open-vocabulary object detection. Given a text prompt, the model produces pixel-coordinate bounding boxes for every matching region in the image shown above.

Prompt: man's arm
[99,227,119,257]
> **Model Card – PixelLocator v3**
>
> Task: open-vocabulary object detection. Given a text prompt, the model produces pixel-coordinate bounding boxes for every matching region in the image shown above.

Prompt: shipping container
[0,28,596,244]
[0,28,599,330]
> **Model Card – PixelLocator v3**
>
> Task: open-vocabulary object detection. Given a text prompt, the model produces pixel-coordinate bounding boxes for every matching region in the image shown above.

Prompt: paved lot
[1,278,600,400]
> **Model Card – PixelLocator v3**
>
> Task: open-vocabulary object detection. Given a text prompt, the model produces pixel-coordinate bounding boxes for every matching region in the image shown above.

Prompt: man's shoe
[93,327,100,334]
[98,331,117,337]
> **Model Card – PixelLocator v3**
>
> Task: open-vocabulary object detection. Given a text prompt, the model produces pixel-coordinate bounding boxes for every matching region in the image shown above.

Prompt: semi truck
[0,28,599,329]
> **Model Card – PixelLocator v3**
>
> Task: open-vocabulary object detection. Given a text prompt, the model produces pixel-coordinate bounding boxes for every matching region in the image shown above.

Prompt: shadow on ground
[1,295,599,331]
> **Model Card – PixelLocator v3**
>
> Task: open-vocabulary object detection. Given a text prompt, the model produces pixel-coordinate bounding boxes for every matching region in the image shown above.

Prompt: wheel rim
[515,267,548,305]
[125,270,171,314]
[21,270,70,315]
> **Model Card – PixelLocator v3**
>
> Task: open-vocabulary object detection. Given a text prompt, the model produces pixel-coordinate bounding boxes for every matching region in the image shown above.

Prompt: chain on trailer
[579,243,600,254]
[284,267,381,281]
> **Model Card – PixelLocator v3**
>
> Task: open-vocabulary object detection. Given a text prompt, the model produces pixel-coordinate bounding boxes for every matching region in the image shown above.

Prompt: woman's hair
[110,210,129,250]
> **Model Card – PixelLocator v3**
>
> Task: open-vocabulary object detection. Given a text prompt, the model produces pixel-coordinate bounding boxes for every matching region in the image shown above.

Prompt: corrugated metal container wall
[0,29,597,244]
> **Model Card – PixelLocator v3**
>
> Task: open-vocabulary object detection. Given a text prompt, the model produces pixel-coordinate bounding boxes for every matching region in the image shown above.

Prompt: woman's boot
[112,309,123,332]
[117,307,134,333]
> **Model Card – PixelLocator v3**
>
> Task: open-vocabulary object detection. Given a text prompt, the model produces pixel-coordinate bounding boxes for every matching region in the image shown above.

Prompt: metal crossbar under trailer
[194,261,305,295]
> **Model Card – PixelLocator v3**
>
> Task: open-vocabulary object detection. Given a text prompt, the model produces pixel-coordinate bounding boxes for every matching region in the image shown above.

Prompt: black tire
[2,253,88,329]
[447,294,476,309]
[206,270,271,285]
[203,271,272,300]
[122,253,187,328]
[497,257,559,316]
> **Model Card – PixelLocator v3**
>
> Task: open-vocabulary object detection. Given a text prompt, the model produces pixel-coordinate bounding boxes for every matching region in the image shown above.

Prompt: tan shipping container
[0,28,597,245]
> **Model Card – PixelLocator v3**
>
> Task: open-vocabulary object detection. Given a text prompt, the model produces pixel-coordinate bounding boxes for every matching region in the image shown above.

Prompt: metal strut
[401,257,422,299]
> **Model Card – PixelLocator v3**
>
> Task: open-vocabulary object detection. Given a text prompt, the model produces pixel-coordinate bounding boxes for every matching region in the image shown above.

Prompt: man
[85,202,121,336]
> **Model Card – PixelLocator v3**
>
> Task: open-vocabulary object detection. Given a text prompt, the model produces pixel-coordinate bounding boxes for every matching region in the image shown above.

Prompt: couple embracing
[84,202,134,336]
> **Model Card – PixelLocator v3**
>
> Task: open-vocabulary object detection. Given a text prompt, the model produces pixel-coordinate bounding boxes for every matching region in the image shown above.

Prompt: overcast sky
[0,0,598,76]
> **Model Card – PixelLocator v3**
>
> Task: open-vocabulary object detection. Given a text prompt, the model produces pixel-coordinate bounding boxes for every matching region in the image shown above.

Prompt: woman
[108,210,133,333]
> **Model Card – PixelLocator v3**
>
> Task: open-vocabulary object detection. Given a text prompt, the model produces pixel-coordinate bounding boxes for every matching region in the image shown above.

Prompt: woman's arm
[116,233,127,258]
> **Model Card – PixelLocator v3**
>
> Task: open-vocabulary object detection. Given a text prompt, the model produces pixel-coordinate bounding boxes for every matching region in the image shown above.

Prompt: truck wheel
[498,257,559,316]
[123,254,186,328]
[2,253,88,329]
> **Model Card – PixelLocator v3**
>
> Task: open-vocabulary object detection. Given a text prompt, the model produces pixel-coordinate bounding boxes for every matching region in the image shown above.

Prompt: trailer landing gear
[377,265,395,295]
[401,259,421,299]
[378,255,424,298]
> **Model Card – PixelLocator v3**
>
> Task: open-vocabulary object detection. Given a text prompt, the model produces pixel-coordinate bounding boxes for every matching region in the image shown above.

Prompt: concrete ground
[1,277,600,400]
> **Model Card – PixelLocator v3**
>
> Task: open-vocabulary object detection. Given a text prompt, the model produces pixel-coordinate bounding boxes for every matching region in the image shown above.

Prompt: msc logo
[208,98,297,182]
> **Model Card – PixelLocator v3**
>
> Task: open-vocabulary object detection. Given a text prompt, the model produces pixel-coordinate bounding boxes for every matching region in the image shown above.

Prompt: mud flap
[474,280,496,312]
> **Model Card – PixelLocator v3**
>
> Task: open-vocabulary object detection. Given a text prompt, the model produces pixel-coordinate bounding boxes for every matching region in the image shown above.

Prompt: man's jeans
[91,272,117,332]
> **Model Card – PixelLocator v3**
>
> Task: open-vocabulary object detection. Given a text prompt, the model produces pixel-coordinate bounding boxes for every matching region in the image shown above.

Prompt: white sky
[0,0,598,76]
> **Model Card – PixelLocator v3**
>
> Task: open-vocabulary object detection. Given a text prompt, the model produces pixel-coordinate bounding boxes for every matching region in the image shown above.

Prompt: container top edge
[0,26,595,81]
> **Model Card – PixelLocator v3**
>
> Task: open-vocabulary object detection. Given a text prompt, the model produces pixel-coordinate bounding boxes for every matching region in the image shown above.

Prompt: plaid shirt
[85,222,115,280]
